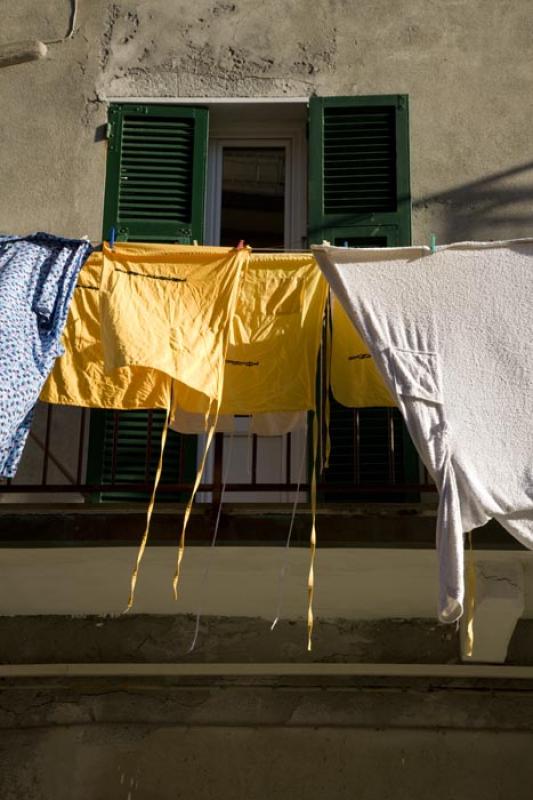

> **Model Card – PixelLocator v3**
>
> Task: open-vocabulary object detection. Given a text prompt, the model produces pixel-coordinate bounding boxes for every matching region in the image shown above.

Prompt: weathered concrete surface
[2,1,533,242]
[2,505,524,548]
[5,613,533,666]
[0,615,459,664]
[4,674,533,730]
[2,724,533,799]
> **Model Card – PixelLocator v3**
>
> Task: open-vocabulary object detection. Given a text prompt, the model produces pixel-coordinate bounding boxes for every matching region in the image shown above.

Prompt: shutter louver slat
[98,410,189,503]
[118,113,194,227]
[323,105,396,215]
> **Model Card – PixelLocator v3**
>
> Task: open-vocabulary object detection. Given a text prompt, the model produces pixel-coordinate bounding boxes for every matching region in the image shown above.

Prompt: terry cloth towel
[0,232,92,477]
[331,293,395,408]
[313,240,533,624]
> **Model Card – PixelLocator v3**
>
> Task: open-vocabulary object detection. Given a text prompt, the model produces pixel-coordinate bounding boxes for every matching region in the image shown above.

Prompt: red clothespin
[236,240,245,250]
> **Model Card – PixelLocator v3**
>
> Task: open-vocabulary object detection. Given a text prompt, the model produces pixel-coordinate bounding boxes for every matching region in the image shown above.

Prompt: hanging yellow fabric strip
[172,409,219,600]
[323,292,332,471]
[125,402,171,611]
[464,530,476,658]
[307,410,318,652]
[171,245,248,600]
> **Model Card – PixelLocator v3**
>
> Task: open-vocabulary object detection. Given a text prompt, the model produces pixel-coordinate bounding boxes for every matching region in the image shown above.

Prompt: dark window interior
[219,147,285,248]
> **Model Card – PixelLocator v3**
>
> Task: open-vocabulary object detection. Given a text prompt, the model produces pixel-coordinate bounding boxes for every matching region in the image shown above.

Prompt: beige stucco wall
[2,0,533,243]
[0,545,450,618]
[0,544,531,621]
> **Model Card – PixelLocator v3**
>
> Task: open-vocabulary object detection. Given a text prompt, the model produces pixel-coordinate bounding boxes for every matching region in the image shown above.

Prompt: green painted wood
[308,94,417,500]
[87,103,209,502]
[308,95,411,247]
[87,410,197,503]
[103,103,208,243]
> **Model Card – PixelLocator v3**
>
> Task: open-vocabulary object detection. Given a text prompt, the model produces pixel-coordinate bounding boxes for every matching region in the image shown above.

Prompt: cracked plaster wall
[1,0,533,241]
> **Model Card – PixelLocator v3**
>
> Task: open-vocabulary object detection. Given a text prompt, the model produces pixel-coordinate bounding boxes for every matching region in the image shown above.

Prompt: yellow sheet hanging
[41,245,326,642]
[221,252,328,415]
[41,244,249,416]
[100,242,248,412]
[330,294,395,408]
[41,251,174,411]
[166,252,328,433]
[45,249,395,417]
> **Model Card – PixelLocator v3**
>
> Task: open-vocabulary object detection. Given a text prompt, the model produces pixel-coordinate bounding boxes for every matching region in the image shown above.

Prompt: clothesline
[88,240,315,254]
[88,238,533,254]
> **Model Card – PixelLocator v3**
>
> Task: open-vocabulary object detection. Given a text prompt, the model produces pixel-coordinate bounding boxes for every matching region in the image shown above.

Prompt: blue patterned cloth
[0,233,92,478]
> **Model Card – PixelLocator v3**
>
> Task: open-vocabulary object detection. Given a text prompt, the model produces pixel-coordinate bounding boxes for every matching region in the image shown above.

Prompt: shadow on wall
[414,160,533,243]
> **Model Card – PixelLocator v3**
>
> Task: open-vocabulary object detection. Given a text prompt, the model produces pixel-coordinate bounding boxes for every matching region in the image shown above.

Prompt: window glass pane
[220,147,285,248]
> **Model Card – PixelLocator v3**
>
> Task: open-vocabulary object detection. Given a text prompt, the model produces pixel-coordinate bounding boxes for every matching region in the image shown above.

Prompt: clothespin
[430,233,437,254]
[193,239,198,246]
[109,226,116,250]
[322,239,330,246]
[343,241,349,248]
[236,240,245,250]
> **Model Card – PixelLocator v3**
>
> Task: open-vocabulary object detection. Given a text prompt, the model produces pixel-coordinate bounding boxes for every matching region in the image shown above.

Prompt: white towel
[313,240,533,623]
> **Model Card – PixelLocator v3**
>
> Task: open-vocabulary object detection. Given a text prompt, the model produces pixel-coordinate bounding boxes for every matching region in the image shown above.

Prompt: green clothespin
[430,233,437,254]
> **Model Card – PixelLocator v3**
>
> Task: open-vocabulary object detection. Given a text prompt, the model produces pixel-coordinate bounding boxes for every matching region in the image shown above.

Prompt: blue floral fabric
[0,233,92,478]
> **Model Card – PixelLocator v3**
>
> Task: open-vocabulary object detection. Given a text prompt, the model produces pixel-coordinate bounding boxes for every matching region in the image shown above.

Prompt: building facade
[2,2,533,797]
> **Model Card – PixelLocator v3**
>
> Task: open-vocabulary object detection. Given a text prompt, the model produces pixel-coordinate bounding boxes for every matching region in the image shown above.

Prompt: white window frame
[205,124,307,249]
[198,116,308,504]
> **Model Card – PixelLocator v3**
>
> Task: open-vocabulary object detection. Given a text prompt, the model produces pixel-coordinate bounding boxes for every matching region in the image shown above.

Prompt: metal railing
[0,402,436,503]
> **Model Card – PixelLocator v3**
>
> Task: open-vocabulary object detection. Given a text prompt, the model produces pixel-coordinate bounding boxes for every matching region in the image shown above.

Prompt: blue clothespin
[430,233,437,254]
[109,226,116,250]
[343,241,349,248]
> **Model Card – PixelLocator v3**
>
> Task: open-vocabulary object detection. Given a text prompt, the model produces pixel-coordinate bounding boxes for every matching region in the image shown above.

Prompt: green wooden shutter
[88,409,198,503]
[308,94,411,247]
[308,95,418,500]
[103,103,208,243]
[87,103,209,501]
